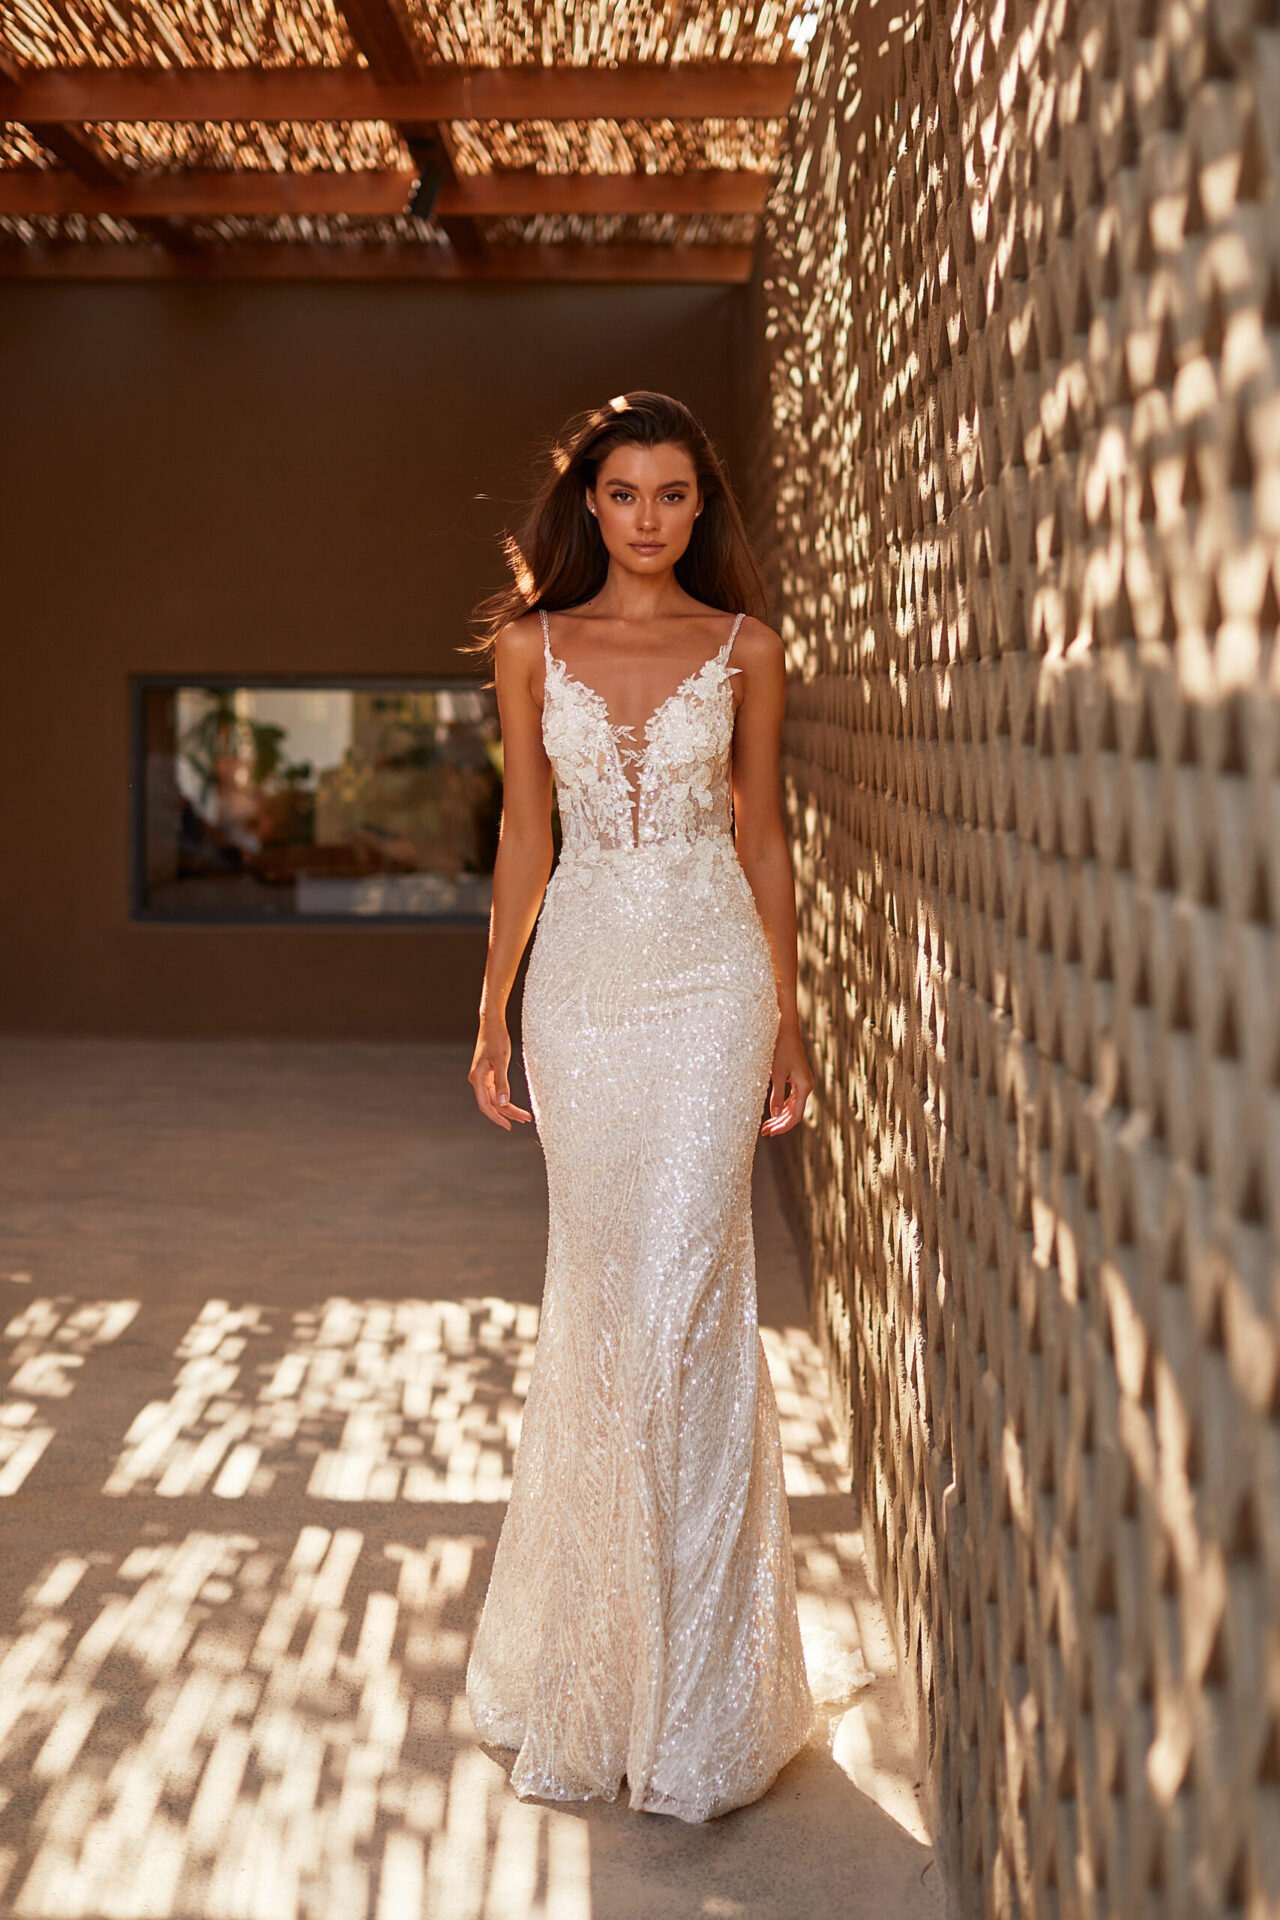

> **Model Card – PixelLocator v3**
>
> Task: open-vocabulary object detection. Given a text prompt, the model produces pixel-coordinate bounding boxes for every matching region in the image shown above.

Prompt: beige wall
[753,5,1280,1915]
[0,280,747,1038]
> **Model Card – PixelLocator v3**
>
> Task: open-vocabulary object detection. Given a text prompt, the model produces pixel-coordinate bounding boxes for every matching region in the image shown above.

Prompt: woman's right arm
[468,617,554,1131]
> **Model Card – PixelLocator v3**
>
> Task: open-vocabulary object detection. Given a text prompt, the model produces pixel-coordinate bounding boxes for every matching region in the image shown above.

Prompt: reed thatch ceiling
[0,0,813,279]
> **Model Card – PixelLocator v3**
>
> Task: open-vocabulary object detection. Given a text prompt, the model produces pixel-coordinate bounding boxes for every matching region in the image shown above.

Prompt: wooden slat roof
[0,0,813,279]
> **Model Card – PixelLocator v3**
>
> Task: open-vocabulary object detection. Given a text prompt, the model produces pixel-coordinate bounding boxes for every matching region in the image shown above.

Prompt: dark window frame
[128,673,499,929]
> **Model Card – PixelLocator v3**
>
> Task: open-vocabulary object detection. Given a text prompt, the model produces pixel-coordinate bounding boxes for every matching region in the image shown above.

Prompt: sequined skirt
[465,832,815,1822]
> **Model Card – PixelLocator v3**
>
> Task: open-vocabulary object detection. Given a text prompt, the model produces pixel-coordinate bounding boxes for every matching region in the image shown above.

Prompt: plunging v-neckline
[539,609,744,847]
[545,646,728,765]
[541,610,744,766]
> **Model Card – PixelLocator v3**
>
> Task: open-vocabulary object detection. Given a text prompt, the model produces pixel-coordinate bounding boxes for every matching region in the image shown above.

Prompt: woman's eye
[606,492,687,503]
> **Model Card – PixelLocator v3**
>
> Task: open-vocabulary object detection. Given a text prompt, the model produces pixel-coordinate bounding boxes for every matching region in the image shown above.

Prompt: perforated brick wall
[750,2,1280,1912]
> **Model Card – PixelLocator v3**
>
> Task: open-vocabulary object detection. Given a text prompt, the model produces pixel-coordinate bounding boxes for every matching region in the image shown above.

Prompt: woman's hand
[761,1025,813,1137]
[469,1022,533,1131]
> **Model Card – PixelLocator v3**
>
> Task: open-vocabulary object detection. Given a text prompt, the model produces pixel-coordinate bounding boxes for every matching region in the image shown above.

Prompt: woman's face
[586,441,702,574]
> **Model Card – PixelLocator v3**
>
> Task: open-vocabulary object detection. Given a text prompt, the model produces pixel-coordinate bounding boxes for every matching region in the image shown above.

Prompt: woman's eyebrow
[603,477,691,489]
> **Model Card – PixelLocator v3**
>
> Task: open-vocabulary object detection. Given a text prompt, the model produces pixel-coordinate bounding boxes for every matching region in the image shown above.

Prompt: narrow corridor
[0,1040,944,1920]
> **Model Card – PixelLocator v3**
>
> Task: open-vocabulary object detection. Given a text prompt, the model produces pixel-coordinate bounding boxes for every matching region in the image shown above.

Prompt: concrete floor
[0,1039,946,1920]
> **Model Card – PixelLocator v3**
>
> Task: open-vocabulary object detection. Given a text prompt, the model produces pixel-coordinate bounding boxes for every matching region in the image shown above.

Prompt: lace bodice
[539,608,744,856]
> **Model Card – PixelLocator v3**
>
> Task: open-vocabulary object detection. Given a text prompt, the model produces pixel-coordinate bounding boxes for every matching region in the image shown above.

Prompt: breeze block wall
[752,2,1280,1913]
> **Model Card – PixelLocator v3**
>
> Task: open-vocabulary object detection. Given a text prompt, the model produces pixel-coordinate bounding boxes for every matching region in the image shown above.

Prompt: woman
[464,391,816,1822]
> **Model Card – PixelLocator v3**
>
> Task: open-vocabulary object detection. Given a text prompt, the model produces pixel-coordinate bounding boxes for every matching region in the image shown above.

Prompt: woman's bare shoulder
[732,614,786,672]
[493,611,546,676]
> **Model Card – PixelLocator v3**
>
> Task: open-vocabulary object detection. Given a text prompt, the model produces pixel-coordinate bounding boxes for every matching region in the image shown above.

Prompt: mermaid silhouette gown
[465,608,815,1821]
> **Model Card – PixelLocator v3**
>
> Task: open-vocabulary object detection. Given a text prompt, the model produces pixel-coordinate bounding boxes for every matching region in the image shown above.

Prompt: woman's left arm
[729,621,814,1138]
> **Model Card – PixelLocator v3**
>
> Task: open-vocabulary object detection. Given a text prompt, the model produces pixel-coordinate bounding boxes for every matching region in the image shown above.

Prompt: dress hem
[472,1705,815,1825]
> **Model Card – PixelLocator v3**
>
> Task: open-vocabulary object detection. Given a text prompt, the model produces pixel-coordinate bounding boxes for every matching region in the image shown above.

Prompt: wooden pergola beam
[448,168,769,218]
[329,0,482,254]
[0,240,755,282]
[0,167,769,219]
[2,50,206,253]
[0,62,799,126]
[14,123,124,189]
[0,170,416,218]
[333,0,422,87]
[0,49,126,188]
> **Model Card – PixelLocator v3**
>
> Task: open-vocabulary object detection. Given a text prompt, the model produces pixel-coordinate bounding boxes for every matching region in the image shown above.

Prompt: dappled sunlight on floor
[0,1298,935,1914]
[101,1298,538,1504]
[759,1323,850,1496]
[0,1041,945,1920]
[1,1299,139,1494]
[0,1525,592,1920]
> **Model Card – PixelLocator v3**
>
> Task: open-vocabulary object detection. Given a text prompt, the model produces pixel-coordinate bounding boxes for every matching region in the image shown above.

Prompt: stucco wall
[0,280,746,1038]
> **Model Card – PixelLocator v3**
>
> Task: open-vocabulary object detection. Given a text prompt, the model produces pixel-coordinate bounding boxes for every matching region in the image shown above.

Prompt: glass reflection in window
[135,681,501,922]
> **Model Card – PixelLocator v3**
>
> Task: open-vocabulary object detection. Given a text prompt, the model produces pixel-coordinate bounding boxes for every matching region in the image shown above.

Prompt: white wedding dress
[465,608,815,1822]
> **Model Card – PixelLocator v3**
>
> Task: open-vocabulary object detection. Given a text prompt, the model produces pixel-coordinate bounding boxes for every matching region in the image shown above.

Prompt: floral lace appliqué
[539,612,744,860]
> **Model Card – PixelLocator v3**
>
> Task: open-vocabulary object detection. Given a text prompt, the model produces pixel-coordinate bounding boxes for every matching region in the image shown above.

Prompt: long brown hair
[464,391,768,670]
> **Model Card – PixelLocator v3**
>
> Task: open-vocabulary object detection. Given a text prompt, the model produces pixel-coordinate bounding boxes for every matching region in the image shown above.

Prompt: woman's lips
[630,542,664,553]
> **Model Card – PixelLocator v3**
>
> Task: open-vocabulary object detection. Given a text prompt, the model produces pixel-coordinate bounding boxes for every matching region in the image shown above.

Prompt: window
[133,679,501,923]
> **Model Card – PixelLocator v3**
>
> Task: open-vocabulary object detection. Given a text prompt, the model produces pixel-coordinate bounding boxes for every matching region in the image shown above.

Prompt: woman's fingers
[493,1078,534,1124]
[470,1062,533,1130]
[474,1072,509,1130]
[761,1075,788,1134]
[760,1074,811,1136]
[469,1060,509,1129]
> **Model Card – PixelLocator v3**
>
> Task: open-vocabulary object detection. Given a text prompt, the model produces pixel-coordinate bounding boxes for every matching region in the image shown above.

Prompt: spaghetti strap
[538,606,552,663]
[719,611,746,665]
